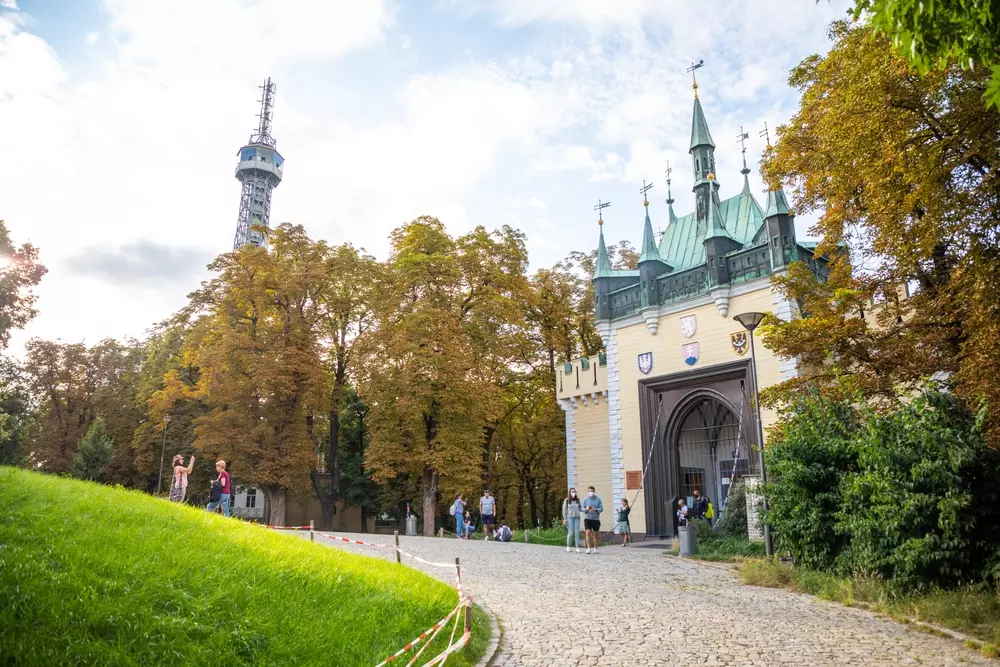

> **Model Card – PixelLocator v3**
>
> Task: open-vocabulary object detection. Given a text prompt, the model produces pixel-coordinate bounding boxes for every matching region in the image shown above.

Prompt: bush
[70,417,113,483]
[715,478,748,538]
[765,388,860,571]
[838,388,1000,590]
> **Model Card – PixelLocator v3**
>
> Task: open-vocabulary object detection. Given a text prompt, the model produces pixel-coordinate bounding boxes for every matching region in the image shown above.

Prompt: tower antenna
[759,121,771,149]
[640,180,654,208]
[665,161,674,205]
[737,126,750,175]
[594,199,611,225]
[250,78,277,148]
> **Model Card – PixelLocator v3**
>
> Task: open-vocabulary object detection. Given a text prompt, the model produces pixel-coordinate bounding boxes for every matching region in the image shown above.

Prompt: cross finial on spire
[686,59,705,98]
[664,161,674,205]
[594,199,611,226]
[737,126,751,175]
[759,121,771,150]
[640,180,654,208]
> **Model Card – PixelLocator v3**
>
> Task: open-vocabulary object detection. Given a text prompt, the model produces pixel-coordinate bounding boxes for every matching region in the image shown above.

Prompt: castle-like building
[557,82,829,539]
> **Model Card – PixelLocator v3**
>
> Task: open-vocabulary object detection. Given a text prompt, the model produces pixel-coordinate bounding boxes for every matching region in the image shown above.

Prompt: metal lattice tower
[233,78,284,249]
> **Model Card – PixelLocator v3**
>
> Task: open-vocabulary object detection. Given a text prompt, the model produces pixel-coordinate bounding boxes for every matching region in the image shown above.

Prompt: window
[245,488,257,509]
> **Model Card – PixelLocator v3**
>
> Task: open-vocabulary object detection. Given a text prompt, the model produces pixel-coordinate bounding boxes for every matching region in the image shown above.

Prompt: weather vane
[737,126,750,174]
[686,59,705,97]
[594,199,611,225]
[759,121,771,149]
[640,180,654,208]
[665,161,675,206]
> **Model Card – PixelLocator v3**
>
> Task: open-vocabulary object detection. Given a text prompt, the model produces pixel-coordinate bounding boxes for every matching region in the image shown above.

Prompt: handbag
[209,480,222,502]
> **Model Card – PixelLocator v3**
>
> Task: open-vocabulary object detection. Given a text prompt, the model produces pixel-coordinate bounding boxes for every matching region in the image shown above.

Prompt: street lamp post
[156,415,173,496]
[733,312,774,558]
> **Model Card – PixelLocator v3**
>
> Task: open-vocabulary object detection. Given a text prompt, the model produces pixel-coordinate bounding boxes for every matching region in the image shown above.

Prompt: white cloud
[0,0,17,10]
[84,31,99,45]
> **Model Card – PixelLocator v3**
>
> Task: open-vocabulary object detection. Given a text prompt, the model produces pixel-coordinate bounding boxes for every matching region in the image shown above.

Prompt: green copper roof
[690,98,715,150]
[765,188,790,217]
[657,188,766,271]
[594,226,613,278]
[703,189,732,242]
[638,209,664,264]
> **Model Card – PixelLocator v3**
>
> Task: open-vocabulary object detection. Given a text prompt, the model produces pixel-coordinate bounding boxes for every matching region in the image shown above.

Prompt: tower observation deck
[233,77,284,249]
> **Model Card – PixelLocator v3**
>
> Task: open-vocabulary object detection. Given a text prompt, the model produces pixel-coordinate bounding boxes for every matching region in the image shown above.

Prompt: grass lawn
[740,558,1000,658]
[0,467,490,666]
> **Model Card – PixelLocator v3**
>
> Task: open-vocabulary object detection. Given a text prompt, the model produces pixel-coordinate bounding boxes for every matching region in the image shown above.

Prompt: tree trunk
[527,480,539,528]
[422,466,439,537]
[516,479,525,529]
[310,471,335,531]
[266,486,287,527]
[360,505,369,533]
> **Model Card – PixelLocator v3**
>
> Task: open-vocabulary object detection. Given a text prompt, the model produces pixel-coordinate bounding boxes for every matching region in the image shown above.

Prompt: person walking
[206,460,231,517]
[479,489,496,541]
[582,486,603,554]
[691,489,708,522]
[618,498,632,547]
[168,454,194,503]
[450,494,465,538]
[561,487,583,553]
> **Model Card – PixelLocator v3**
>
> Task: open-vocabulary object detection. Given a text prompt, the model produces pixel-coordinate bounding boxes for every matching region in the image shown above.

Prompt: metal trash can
[405,515,417,537]
[679,525,697,557]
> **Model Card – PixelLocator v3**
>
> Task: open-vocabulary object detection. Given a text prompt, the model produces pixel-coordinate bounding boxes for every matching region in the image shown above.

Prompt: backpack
[705,501,715,520]
[450,500,462,516]
[496,525,512,542]
[209,480,222,503]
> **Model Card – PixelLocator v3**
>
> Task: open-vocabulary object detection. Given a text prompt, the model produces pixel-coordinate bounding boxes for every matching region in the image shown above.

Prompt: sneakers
[566,546,571,552]
[593,547,598,554]
[576,547,581,553]
[585,548,591,554]
[483,535,489,541]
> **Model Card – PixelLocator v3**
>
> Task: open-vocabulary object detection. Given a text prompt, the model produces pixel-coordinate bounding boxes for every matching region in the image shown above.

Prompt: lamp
[733,312,773,557]
[156,415,174,496]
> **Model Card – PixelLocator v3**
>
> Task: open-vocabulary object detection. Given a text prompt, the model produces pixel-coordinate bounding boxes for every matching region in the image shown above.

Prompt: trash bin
[405,515,417,537]
[679,524,697,557]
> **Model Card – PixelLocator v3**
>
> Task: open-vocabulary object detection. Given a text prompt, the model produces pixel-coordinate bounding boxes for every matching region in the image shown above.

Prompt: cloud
[0,0,17,10]
[84,31,99,45]
[65,241,212,288]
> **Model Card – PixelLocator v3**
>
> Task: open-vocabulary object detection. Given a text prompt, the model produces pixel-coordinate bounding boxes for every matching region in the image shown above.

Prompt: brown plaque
[626,470,642,490]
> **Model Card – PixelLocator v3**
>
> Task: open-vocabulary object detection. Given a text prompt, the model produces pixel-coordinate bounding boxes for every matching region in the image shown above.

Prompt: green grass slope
[0,468,489,666]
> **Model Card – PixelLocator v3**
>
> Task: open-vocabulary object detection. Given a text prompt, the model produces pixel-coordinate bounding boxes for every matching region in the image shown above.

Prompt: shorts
[482,514,496,525]
[584,519,600,531]
[619,521,631,534]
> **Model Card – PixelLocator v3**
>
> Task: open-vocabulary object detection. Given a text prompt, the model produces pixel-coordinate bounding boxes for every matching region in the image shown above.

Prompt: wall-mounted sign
[626,471,643,490]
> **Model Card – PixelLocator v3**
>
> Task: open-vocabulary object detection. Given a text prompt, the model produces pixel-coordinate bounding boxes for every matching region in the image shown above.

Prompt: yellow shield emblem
[730,331,749,356]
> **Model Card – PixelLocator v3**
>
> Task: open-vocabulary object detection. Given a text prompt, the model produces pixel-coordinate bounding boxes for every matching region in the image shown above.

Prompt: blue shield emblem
[682,342,699,366]
[637,352,653,375]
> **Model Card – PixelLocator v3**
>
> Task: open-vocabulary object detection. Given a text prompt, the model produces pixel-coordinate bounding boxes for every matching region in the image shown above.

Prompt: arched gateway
[555,73,826,541]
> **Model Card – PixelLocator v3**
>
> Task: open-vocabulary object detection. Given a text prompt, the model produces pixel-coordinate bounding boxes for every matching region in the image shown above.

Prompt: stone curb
[474,602,502,667]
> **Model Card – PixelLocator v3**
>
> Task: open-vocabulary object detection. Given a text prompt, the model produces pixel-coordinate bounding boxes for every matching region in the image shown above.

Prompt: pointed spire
[703,173,731,241]
[594,222,613,278]
[690,97,715,150]
[665,162,677,223]
[765,187,790,218]
[639,209,661,263]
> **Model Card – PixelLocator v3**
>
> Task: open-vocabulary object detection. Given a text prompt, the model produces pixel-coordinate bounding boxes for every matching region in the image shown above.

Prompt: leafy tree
[338,387,378,532]
[0,220,47,349]
[357,218,527,536]
[311,244,377,531]
[70,416,113,482]
[175,225,327,525]
[0,357,31,466]
[850,0,1000,108]
[714,478,748,539]
[764,388,861,570]
[760,20,1000,437]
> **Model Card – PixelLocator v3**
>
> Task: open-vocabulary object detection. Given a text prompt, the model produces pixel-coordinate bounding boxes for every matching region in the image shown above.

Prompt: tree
[70,416,113,482]
[850,0,1000,108]
[760,20,1000,437]
[311,244,377,531]
[0,357,31,466]
[0,220,47,350]
[175,225,327,525]
[357,218,527,536]
[338,387,379,532]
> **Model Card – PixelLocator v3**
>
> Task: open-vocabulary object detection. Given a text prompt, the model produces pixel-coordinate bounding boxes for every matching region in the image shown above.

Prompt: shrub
[70,417,113,483]
[715,478,748,538]
[838,388,1000,590]
[765,388,860,570]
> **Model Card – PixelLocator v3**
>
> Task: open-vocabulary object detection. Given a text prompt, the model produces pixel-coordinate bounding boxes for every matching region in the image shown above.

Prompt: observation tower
[233,78,283,249]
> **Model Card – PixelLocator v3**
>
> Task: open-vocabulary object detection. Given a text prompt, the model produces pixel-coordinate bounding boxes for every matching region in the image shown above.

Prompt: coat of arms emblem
[682,342,699,366]
[637,352,653,375]
[679,315,697,338]
[730,331,749,356]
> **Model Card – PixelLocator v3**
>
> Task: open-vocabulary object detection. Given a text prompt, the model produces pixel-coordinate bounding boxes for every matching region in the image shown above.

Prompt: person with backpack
[561,487,582,553]
[618,498,632,547]
[206,460,231,517]
[496,521,512,542]
[692,489,708,521]
[450,494,465,539]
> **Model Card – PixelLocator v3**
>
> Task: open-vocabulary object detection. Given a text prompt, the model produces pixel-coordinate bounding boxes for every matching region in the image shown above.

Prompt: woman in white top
[168,454,195,502]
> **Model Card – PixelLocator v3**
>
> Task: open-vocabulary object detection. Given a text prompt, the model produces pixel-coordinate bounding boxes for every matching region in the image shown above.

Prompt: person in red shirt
[206,460,232,517]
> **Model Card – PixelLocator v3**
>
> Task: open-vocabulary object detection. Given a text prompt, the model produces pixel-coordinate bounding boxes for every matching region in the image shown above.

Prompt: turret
[593,217,614,321]
[689,87,719,231]
[638,201,671,308]
[702,174,739,286]
[764,186,795,270]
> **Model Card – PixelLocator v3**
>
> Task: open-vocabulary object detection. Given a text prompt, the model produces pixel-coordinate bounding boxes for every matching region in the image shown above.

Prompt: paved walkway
[310,532,989,666]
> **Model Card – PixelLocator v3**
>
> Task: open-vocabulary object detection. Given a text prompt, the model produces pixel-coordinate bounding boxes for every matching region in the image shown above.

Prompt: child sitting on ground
[463,511,475,539]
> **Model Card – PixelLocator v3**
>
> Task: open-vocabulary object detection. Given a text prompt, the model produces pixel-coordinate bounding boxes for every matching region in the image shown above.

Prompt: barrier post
[464,605,472,633]
[438,527,444,538]
[524,528,529,543]
[394,530,401,564]
[309,520,314,542]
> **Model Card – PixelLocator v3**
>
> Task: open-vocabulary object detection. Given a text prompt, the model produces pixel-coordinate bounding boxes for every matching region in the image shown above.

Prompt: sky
[1,0,851,354]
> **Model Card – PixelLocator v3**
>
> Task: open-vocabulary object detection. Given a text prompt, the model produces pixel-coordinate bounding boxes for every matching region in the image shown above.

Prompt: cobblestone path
[312,533,989,666]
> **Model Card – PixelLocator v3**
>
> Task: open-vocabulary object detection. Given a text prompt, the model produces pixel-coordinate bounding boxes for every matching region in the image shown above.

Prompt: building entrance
[676,397,746,516]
